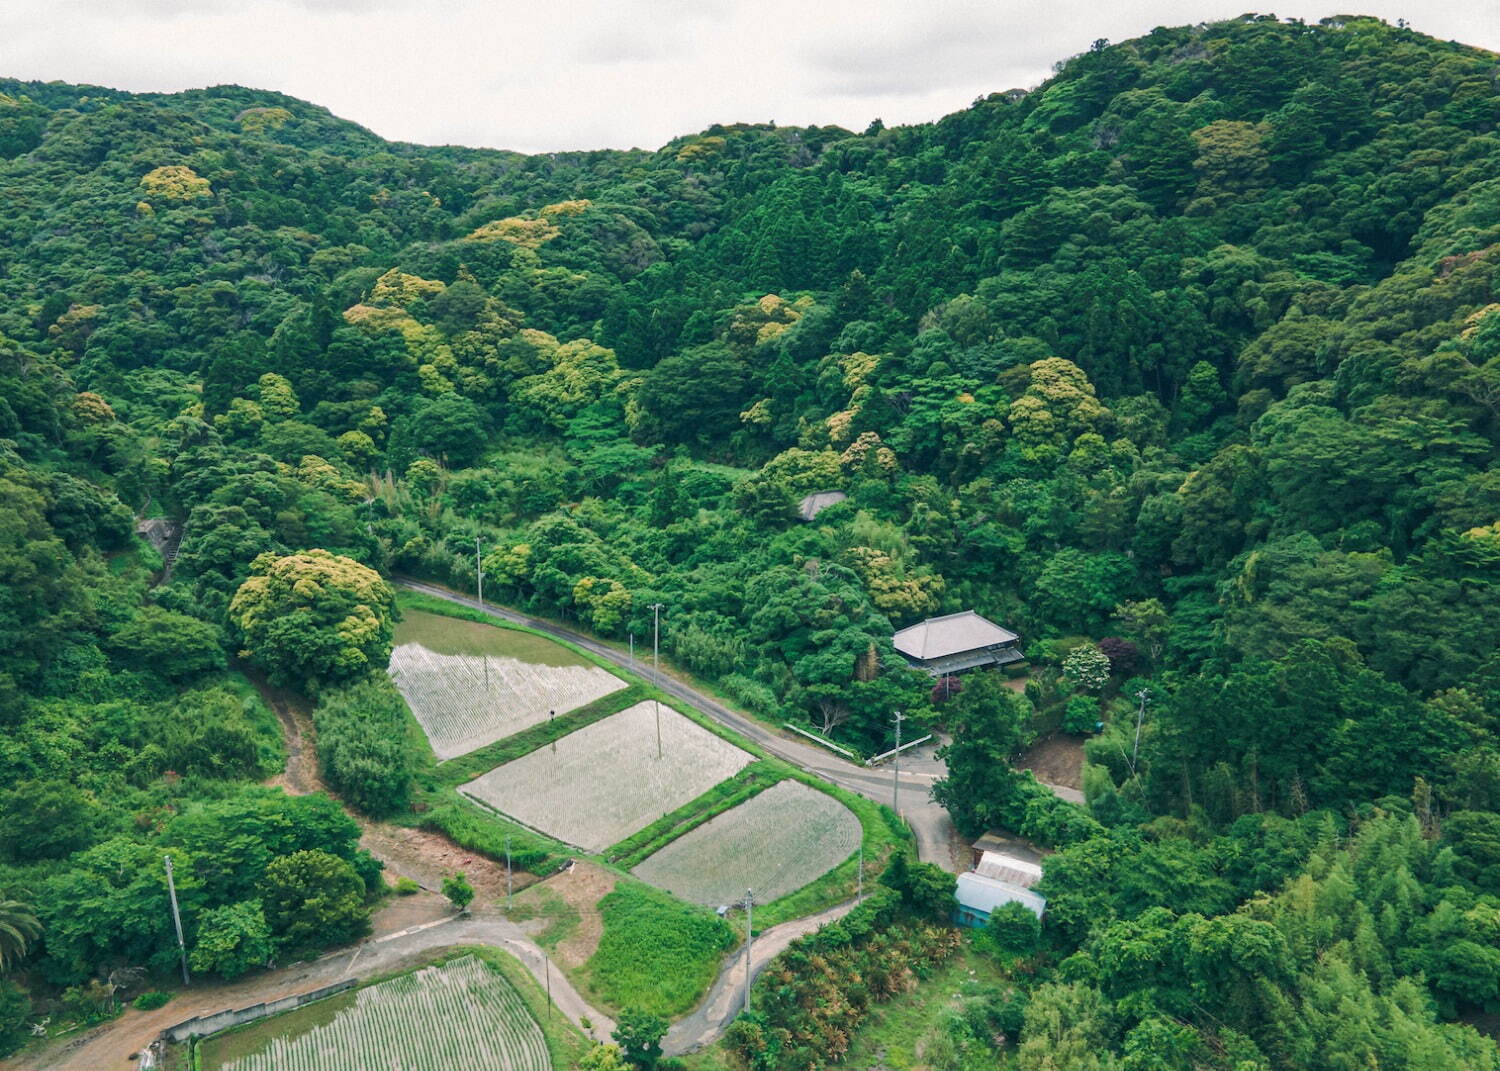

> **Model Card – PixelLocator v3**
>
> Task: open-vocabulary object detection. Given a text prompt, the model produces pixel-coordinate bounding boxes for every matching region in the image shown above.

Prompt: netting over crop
[461,702,753,851]
[390,641,624,760]
[631,780,861,906]
[221,954,549,1071]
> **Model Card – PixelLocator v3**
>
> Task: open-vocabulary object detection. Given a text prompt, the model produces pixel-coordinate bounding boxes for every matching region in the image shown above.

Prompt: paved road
[664,899,859,1055]
[397,578,972,873]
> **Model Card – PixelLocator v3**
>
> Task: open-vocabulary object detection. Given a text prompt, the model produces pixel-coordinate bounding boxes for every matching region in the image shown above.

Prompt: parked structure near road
[892,610,1023,676]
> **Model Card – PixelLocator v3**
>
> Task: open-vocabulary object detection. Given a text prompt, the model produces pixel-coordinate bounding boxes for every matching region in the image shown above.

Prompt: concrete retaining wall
[161,978,357,1043]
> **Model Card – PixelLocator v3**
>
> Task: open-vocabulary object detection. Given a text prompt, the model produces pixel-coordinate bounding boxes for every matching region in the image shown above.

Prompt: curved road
[397,578,972,873]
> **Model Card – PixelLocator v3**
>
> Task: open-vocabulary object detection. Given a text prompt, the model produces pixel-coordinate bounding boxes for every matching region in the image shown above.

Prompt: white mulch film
[630,780,862,907]
[459,701,754,852]
[389,642,626,760]
[222,954,549,1071]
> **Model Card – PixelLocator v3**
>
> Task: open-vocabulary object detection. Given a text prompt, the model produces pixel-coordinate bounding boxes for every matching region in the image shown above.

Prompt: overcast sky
[4,1,1496,153]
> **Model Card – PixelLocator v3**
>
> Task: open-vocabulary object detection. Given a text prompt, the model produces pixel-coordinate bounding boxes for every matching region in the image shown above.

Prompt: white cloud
[2,1,1495,153]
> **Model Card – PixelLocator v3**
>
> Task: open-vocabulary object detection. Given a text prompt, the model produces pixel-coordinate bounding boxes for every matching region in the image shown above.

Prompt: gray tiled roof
[892,610,1019,661]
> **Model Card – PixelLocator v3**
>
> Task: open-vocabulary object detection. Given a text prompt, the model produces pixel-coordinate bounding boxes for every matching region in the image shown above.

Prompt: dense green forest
[1,12,1498,1066]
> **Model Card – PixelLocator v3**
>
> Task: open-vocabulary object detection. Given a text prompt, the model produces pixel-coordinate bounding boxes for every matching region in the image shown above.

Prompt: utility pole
[164,855,190,986]
[475,533,488,689]
[743,888,754,1015]
[857,841,863,904]
[649,603,664,759]
[629,632,634,675]
[505,835,513,909]
[892,714,900,815]
[1131,689,1150,775]
[545,953,552,1020]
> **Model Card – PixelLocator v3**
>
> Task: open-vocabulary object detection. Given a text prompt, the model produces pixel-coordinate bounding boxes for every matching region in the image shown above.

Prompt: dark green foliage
[189,900,273,979]
[132,990,172,1010]
[984,901,1042,958]
[259,849,372,956]
[879,852,958,922]
[0,982,28,1057]
[0,780,100,862]
[0,15,1496,1064]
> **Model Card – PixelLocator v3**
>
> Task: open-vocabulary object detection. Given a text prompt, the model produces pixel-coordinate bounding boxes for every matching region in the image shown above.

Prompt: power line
[649,602,664,760]
[743,888,754,1016]
[891,724,901,817]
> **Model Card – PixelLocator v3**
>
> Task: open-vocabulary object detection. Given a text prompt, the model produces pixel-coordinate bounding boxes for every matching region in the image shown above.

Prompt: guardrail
[866,735,933,766]
[782,723,859,759]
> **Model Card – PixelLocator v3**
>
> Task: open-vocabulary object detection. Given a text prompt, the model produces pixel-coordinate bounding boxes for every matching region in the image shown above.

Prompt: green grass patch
[412,791,570,876]
[605,760,785,867]
[504,886,581,953]
[434,684,648,786]
[584,880,736,1018]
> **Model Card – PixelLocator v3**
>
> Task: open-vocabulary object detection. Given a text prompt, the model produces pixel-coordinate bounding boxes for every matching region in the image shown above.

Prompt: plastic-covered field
[630,780,861,906]
[389,609,624,760]
[460,701,754,852]
[209,954,548,1071]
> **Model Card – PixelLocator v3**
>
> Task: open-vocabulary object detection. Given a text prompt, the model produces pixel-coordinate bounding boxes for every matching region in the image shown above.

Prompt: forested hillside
[1,13,1498,1066]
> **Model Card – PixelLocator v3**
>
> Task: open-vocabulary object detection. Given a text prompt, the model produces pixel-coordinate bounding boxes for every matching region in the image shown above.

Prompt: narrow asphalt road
[11,903,610,1071]
[396,578,973,873]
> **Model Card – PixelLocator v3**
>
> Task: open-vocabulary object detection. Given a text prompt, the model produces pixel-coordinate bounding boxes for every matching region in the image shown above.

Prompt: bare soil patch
[1018,732,1085,790]
[358,822,538,906]
[538,861,617,968]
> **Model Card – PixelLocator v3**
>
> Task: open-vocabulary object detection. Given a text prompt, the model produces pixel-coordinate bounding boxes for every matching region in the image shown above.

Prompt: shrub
[133,991,172,1011]
[313,678,412,817]
[985,901,1042,957]
[1064,696,1100,735]
[1097,637,1138,676]
[393,876,421,896]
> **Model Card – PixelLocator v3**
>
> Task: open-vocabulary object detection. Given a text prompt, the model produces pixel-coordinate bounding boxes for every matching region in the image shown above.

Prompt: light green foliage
[1063,644,1111,693]
[189,900,273,979]
[587,883,734,1017]
[228,550,397,688]
[443,872,475,912]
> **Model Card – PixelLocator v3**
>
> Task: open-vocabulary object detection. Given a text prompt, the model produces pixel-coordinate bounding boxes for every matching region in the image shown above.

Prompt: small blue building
[954,870,1046,928]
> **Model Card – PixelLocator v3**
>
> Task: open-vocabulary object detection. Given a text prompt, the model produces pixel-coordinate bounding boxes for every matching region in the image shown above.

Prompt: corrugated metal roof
[797,491,848,521]
[976,850,1043,888]
[956,872,1046,918]
[892,611,1019,661]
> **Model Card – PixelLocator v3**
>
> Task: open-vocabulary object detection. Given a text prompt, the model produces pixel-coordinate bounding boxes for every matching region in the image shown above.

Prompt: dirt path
[247,667,325,797]
[11,903,613,1071]
[1018,733,1085,791]
[533,861,616,968]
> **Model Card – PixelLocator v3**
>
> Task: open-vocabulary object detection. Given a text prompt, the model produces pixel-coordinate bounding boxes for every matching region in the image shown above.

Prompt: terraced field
[631,780,862,906]
[206,955,548,1071]
[460,702,754,851]
[390,609,624,760]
